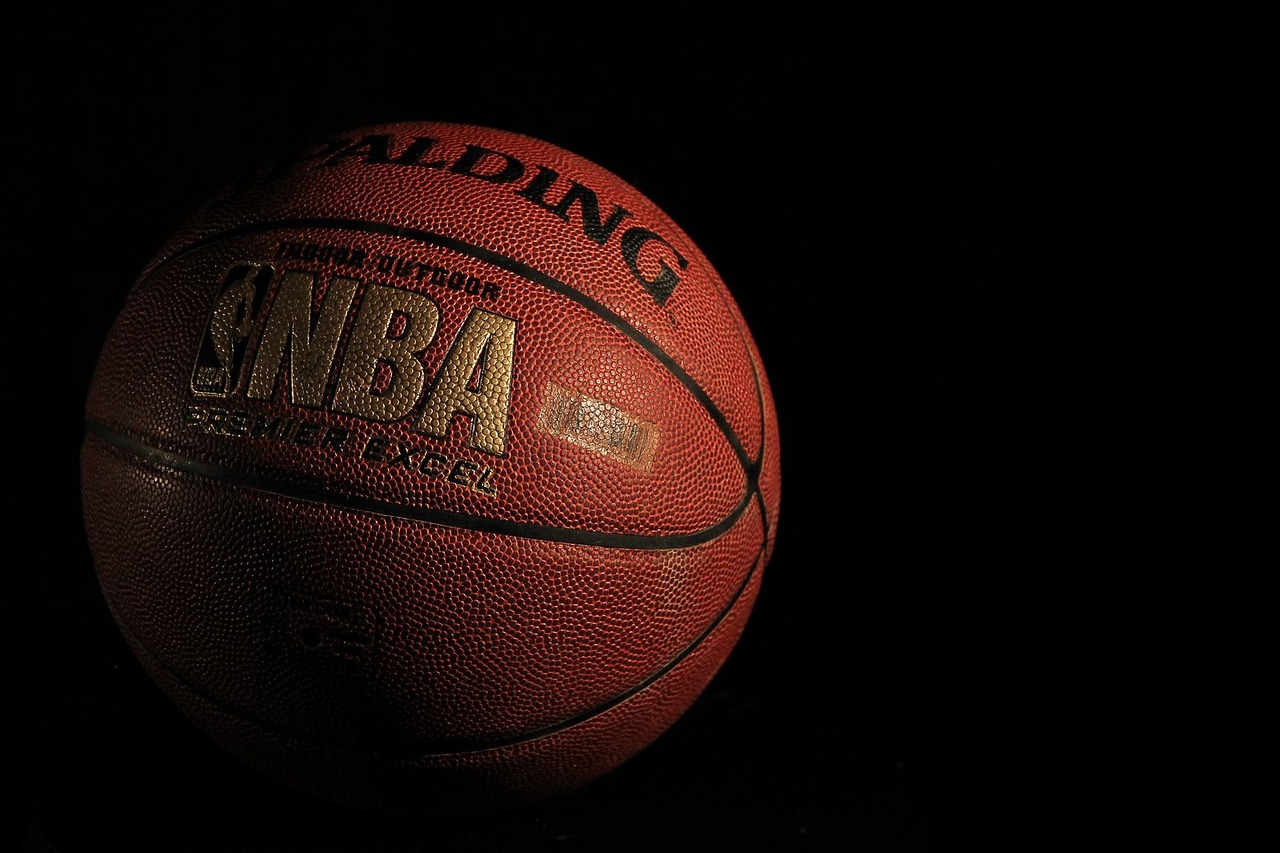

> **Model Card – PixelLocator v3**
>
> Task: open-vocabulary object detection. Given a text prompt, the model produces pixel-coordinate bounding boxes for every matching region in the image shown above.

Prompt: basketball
[80,121,781,815]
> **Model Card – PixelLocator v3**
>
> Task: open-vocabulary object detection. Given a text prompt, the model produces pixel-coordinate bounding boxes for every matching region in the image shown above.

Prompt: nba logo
[190,263,272,397]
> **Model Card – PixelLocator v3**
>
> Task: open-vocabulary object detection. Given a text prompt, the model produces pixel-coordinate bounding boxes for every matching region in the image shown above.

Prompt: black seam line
[149,217,756,476]
[86,420,749,550]
[748,356,772,542]
[111,546,764,759]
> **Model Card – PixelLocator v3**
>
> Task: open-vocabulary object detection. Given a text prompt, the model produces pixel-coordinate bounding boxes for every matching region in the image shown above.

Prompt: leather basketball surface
[80,121,781,814]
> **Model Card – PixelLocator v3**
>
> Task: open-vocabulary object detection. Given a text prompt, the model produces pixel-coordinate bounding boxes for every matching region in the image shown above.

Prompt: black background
[6,13,1261,853]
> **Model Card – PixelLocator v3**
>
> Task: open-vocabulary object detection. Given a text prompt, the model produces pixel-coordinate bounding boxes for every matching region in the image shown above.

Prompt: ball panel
[83,427,766,748]
[118,547,762,816]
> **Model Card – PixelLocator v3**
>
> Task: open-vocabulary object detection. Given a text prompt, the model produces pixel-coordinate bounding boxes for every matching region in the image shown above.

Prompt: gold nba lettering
[332,285,441,421]
[247,271,359,407]
[413,309,517,455]
[200,264,517,456]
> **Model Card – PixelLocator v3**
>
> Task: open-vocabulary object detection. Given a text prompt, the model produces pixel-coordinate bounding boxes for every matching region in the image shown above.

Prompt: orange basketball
[80,121,781,815]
